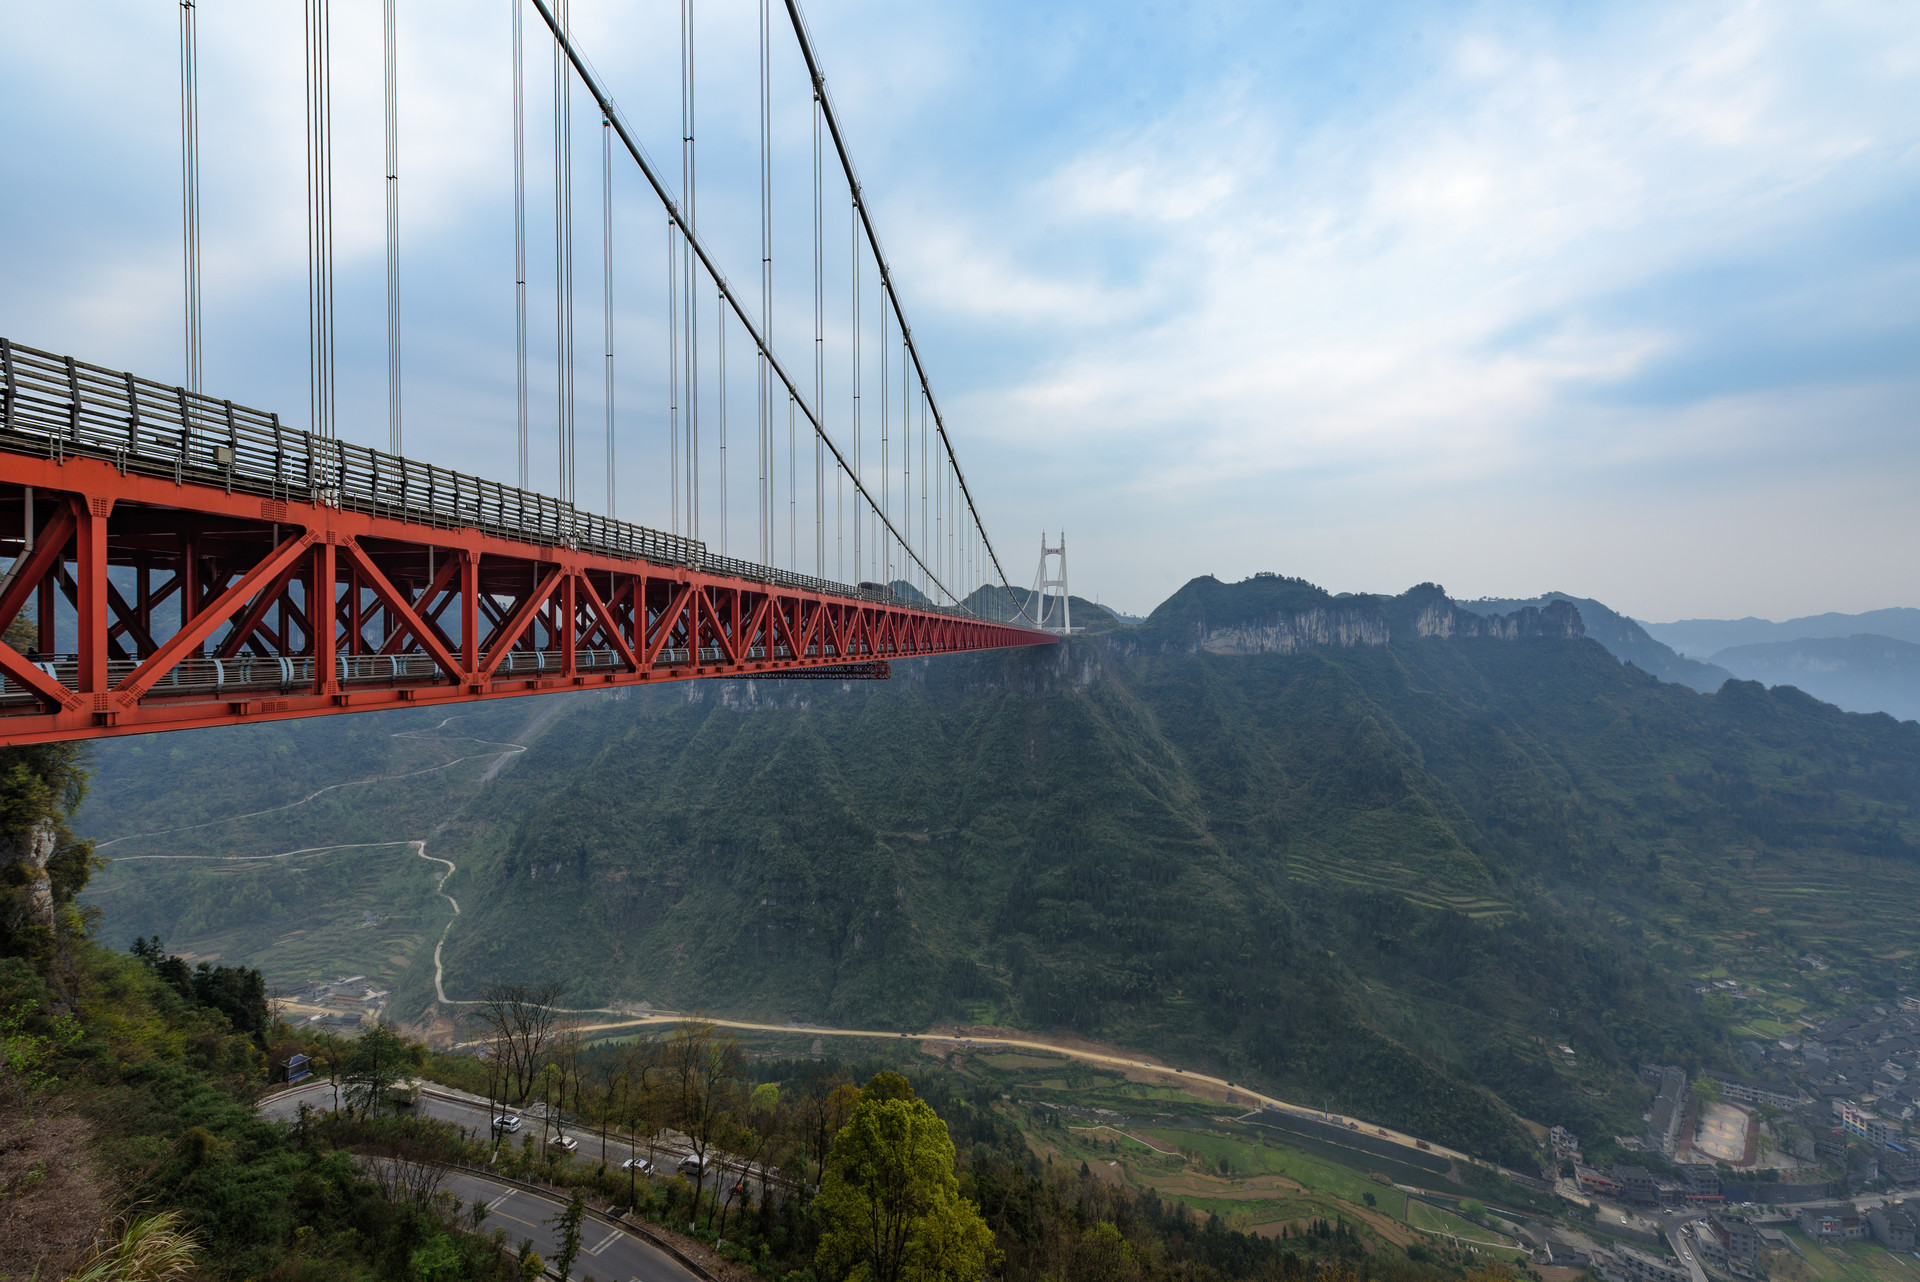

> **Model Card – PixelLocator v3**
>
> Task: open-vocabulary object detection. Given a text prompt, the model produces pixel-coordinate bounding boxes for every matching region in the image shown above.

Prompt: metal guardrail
[0,337,982,617]
[0,643,862,702]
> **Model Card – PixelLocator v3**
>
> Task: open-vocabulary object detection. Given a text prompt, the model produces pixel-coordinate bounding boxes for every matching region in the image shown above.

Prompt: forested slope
[79,576,1920,1168]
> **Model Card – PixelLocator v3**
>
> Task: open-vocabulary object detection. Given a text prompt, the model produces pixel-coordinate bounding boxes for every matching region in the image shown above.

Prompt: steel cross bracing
[0,339,1052,746]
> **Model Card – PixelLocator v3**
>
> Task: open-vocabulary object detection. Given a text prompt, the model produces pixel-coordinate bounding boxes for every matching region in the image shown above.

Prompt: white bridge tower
[1031,531,1071,633]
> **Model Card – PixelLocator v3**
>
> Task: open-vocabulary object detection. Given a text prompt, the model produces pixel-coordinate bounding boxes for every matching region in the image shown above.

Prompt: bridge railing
[0,338,980,618]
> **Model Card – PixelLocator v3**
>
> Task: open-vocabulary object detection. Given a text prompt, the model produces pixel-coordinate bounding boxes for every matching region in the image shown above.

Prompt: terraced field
[1284,846,1512,919]
[86,842,449,991]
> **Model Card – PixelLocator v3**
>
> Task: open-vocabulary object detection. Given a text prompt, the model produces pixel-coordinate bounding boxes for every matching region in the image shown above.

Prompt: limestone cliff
[1143,576,1585,657]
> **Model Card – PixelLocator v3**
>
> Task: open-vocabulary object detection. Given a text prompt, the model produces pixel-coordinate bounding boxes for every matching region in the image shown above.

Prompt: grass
[1771,1229,1919,1282]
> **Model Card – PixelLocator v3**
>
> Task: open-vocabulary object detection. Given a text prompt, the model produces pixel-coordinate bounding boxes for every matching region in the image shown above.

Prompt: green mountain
[77,575,1920,1170]
[1468,592,1731,692]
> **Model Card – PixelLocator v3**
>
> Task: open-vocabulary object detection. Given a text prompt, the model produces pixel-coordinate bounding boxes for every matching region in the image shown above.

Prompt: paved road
[441,1167,697,1282]
[260,1081,743,1281]
[1665,1215,1710,1282]
[260,1081,668,1171]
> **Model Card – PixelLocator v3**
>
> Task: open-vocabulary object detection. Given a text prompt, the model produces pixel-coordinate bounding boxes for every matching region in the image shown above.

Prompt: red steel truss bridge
[0,339,1050,746]
[0,2,1072,746]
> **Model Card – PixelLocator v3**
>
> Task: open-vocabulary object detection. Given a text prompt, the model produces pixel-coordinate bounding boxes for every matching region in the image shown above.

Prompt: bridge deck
[0,339,1050,744]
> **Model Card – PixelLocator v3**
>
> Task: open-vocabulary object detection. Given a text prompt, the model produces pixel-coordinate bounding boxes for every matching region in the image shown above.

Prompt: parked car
[620,1157,656,1174]
[677,1154,707,1177]
[549,1134,579,1153]
[493,1114,522,1133]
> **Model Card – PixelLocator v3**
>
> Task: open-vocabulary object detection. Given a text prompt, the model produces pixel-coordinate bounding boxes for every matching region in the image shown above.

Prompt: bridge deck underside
[0,454,1043,744]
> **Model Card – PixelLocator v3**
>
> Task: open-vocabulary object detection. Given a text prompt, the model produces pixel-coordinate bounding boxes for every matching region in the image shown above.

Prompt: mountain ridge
[75,574,1920,1170]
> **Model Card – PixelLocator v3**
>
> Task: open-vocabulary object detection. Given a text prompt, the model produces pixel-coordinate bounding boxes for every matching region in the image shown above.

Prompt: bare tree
[481,1034,508,1154]
[550,1019,584,1147]
[364,1124,455,1205]
[796,1067,859,1187]
[623,1037,667,1209]
[664,1019,744,1225]
[468,982,564,1107]
[308,1032,347,1116]
[590,1044,628,1171]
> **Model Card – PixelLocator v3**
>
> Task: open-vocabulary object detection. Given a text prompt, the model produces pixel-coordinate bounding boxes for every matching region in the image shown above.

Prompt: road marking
[485,1191,514,1211]
[584,1228,621,1256]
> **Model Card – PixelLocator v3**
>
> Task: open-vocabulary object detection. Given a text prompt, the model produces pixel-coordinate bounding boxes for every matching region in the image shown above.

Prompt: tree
[308,1031,347,1115]
[342,1022,409,1120]
[470,982,564,1106]
[815,1074,996,1282]
[665,1020,744,1223]
[546,1190,587,1281]
[798,1067,861,1186]
[624,1037,668,1207]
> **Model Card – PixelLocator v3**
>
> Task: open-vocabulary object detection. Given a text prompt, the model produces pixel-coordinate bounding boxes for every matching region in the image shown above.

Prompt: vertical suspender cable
[304,0,336,440]
[813,91,827,580]
[913,342,921,596]
[513,0,529,488]
[602,112,615,518]
[553,0,575,504]
[681,0,698,540]
[383,0,402,454]
[759,0,773,568]
[879,279,887,582]
[850,193,860,582]
[177,1,202,395]
[668,218,679,535]
[717,291,726,555]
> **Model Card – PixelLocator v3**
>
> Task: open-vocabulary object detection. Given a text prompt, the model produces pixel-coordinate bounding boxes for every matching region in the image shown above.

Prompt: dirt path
[550,1012,1478,1167]
[94,714,530,852]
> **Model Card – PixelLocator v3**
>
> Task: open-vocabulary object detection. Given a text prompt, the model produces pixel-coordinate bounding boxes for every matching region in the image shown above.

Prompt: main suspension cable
[531,0,972,610]
[781,0,1035,622]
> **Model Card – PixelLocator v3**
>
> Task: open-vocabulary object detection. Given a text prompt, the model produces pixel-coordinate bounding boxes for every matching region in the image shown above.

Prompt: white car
[677,1154,707,1177]
[493,1114,522,1133]
[549,1134,579,1153]
[620,1158,656,1174]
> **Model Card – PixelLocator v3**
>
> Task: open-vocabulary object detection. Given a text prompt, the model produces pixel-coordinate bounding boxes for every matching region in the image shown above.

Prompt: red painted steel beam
[0,453,1053,744]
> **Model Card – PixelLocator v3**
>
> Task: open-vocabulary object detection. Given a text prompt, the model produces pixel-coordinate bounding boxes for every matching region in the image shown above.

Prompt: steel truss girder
[0,455,1051,744]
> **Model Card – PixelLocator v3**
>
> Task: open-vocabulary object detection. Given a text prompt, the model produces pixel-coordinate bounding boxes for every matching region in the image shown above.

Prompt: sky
[1,1,1916,622]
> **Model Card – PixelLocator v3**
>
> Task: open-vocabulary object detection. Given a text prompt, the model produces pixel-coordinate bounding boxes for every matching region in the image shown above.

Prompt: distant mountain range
[1640,609,1920,723]
[1641,607,1920,657]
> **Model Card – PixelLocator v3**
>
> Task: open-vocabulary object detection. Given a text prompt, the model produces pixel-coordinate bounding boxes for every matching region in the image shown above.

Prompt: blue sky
[2,0,1916,620]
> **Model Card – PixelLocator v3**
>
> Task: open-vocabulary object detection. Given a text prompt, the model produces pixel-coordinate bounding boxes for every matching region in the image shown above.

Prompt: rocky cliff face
[1,821,58,939]
[1176,582,1585,657]
[1408,595,1585,642]
[1197,604,1393,655]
